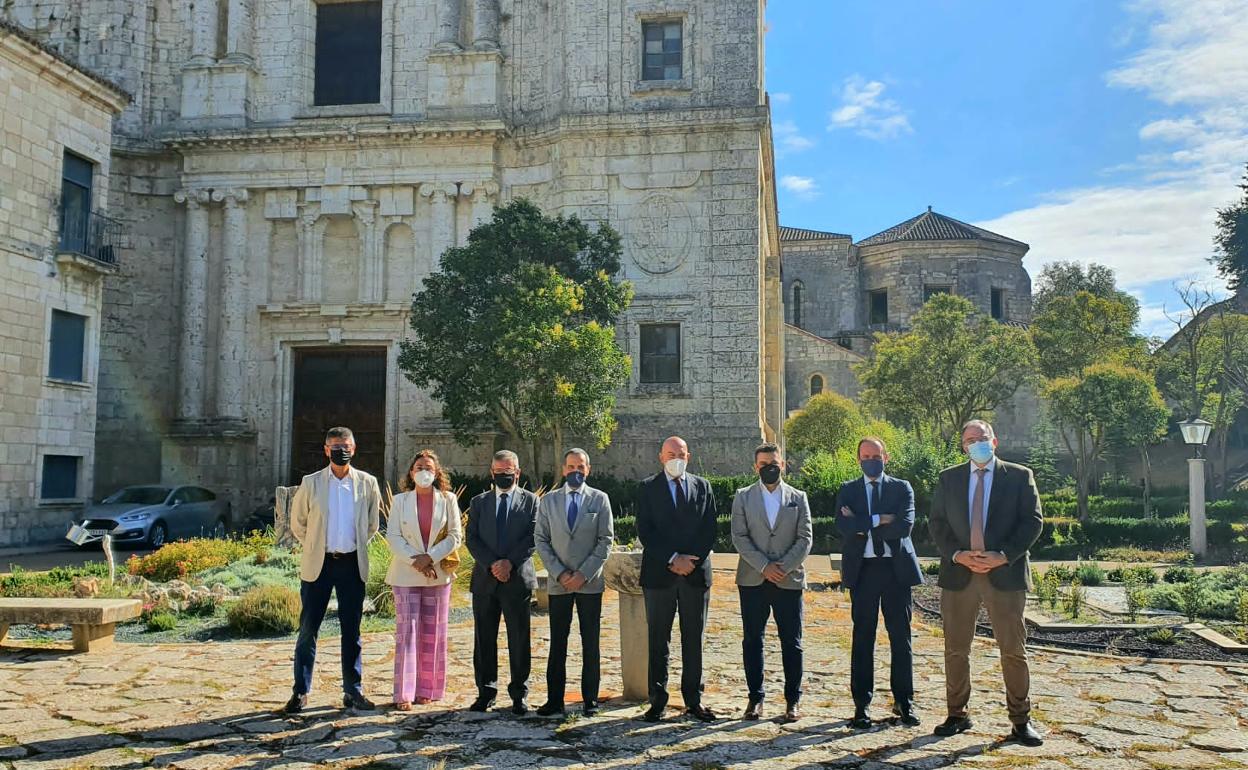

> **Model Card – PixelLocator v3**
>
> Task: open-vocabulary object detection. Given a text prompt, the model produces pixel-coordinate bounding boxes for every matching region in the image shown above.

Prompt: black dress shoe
[536,702,565,717]
[687,705,716,723]
[744,699,763,720]
[467,697,496,712]
[779,703,800,724]
[850,710,872,730]
[343,693,377,712]
[641,705,664,722]
[581,701,599,717]
[934,716,973,736]
[893,703,921,727]
[511,700,529,716]
[282,693,307,714]
[1009,722,1044,747]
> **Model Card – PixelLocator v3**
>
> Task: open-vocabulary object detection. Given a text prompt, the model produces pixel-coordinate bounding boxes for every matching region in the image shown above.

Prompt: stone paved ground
[3,571,1248,770]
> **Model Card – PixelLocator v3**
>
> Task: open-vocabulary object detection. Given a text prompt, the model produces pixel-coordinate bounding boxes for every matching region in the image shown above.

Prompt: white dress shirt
[326,471,356,553]
[861,475,893,558]
[762,483,782,529]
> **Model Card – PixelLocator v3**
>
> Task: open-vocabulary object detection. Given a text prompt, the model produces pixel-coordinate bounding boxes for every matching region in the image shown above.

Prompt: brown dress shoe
[744,699,763,720]
[779,703,800,723]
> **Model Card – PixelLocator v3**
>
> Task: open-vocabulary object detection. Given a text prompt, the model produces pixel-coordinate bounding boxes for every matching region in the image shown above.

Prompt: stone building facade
[779,210,1038,449]
[0,20,128,545]
[0,0,781,530]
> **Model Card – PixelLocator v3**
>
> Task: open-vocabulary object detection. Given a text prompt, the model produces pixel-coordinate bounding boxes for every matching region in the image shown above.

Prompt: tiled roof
[779,226,852,242]
[856,208,1026,248]
[0,18,130,100]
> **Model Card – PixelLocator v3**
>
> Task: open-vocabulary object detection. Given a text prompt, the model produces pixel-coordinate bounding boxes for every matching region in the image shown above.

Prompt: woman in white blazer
[386,449,462,709]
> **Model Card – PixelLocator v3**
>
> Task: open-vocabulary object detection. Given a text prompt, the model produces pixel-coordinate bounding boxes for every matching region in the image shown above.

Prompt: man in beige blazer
[731,442,813,723]
[285,426,381,714]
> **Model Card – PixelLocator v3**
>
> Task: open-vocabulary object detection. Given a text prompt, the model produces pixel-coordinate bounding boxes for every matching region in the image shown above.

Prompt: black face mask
[329,446,353,467]
[493,473,516,490]
[759,463,782,485]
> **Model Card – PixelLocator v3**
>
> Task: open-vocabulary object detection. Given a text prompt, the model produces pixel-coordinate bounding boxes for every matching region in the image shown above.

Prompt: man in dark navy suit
[636,436,719,723]
[836,436,923,729]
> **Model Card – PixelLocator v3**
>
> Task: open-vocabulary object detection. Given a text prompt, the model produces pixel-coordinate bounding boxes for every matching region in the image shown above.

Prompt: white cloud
[780,175,820,200]
[976,0,1248,303]
[827,76,913,140]
[774,119,816,155]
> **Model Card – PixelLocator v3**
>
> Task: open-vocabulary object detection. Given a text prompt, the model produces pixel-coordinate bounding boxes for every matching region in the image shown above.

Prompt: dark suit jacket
[835,474,923,590]
[928,459,1044,592]
[636,472,718,590]
[465,487,539,596]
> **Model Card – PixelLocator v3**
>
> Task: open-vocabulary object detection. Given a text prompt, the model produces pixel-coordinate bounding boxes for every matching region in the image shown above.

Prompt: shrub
[183,593,219,617]
[1164,566,1196,584]
[1178,579,1208,622]
[1033,571,1059,611]
[1237,590,1248,643]
[922,560,942,576]
[1063,578,1086,619]
[0,563,111,598]
[1107,565,1158,585]
[227,585,300,636]
[366,535,394,618]
[127,532,273,582]
[1074,561,1105,587]
[1044,565,1074,584]
[1124,579,1148,623]
[1146,627,1176,645]
[145,612,177,632]
[196,550,300,593]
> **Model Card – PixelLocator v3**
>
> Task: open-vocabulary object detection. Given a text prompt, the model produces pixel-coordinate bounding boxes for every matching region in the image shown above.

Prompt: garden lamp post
[1179,417,1213,558]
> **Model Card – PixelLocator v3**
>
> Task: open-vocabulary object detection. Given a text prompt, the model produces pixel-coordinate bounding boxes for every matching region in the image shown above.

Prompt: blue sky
[765,0,1248,336]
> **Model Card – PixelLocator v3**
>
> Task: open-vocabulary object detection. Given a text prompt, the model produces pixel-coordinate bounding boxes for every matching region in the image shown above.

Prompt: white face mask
[664,458,687,478]
[413,470,436,489]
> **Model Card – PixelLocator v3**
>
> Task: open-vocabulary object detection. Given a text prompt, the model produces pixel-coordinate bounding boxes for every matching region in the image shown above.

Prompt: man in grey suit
[534,448,614,717]
[730,442,813,723]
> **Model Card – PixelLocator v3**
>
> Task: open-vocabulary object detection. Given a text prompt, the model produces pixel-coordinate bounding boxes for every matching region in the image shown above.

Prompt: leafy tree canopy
[1213,165,1248,293]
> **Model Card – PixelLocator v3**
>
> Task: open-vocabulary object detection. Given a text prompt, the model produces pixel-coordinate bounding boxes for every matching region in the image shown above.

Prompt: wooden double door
[289,347,387,489]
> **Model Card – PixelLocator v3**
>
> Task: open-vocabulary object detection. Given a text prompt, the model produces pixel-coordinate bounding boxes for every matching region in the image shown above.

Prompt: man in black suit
[835,437,924,729]
[928,419,1044,746]
[636,436,719,723]
[465,449,540,715]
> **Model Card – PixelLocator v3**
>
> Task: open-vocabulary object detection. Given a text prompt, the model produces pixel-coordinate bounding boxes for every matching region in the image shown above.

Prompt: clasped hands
[410,554,439,580]
[954,550,1008,573]
[668,554,700,576]
[557,569,588,591]
[490,558,513,582]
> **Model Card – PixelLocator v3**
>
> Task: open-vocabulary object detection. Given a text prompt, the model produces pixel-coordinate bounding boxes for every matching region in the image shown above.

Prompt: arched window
[791,281,805,328]
[810,374,824,397]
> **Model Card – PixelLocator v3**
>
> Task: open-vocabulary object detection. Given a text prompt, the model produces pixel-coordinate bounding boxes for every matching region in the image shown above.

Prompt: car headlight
[119,512,150,522]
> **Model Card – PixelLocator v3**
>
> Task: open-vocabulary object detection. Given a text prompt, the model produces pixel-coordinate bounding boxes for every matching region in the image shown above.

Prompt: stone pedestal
[604,550,648,702]
[1188,458,1207,557]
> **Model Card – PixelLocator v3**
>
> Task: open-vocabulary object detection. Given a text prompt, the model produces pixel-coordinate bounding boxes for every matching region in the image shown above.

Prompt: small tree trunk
[1140,445,1154,519]
[529,439,542,489]
[1215,428,1230,500]
[550,420,565,486]
[1076,431,1091,521]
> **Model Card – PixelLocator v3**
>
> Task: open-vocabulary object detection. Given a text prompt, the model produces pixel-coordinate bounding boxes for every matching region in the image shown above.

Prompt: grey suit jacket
[731,480,813,590]
[535,484,614,595]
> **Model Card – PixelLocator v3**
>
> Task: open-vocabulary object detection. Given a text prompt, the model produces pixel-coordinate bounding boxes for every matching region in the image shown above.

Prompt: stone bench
[0,598,142,653]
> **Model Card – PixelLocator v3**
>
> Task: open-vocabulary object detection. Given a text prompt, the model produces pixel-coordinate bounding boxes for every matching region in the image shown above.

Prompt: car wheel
[148,521,168,549]
[210,518,227,540]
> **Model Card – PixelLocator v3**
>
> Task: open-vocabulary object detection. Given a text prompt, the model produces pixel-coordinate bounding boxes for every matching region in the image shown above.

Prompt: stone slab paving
[1,574,1246,770]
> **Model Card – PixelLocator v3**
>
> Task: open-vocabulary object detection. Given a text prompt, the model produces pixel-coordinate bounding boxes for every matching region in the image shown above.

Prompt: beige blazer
[385,489,463,587]
[290,465,381,583]
[730,480,813,591]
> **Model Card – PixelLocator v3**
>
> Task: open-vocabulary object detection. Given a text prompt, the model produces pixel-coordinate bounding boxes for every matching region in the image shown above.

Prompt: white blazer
[290,466,381,583]
[385,489,463,587]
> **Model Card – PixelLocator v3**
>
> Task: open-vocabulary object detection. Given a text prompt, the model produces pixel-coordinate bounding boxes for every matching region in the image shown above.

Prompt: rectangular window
[923,285,952,302]
[59,151,93,253]
[640,323,681,383]
[49,310,87,382]
[868,289,889,325]
[642,20,683,81]
[41,455,80,499]
[991,288,1006,320]
[314,0,382,106]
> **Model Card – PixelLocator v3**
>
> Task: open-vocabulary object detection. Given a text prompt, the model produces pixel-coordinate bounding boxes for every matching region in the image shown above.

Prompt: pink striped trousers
[392,583,452,703]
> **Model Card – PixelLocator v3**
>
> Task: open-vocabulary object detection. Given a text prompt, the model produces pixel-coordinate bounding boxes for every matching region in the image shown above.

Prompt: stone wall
[0,24,127,545]
[781,236,857,337]
[783,325,863,415]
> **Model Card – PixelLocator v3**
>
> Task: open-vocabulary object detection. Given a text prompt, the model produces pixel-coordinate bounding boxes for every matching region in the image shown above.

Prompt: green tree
[1213,164,1248,293]
[856,293,1035,439]
[1045,364,1167,520]
[1033,261,1141,319]
[1106,379,1170,519]
[398,199,634,480]
[1031,291,1142,379]
[783,392,870,455]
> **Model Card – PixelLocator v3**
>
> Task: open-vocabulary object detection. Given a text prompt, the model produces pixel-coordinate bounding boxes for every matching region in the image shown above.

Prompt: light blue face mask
[967,440,995,466]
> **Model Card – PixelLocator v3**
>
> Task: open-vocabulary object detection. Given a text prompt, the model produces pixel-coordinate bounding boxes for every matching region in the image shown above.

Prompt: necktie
[567,491,579,530]
[496,493,510,549]
[970,469,987,552]
[870,481,885,557]
[674,478,687,509]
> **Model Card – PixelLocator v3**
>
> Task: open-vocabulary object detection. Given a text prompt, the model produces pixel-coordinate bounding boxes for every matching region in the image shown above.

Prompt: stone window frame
[44,304,96,391]
[991,287,1007,320]
[790,280,804,328]
[295,0,395,119]
[627,297,695,397]
[868,288,889,326]
[629,7,694,94]
[37,451,83,504]
[809,373,825,398]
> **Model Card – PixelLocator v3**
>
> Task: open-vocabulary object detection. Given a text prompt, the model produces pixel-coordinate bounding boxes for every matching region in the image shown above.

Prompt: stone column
[353,201,381,303]
[296,204,323,302]
[1189,458,1207,557]
[472,0,500,50]
[421,183,458,263]
[213,189,249,420]
[604,551,649,702]
[224,0,255,63]
[174,189,212,420]
[435,0,463,50]
[466,180,499,232]
[189,0,220,64]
